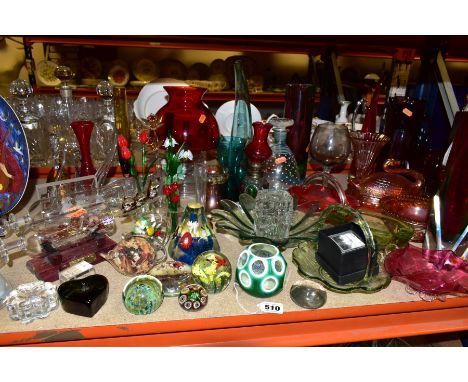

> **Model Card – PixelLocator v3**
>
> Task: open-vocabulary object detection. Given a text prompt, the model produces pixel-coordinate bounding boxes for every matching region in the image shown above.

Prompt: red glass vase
[70,120,96,176]
[245,121,272,163]
[155,86,219,156]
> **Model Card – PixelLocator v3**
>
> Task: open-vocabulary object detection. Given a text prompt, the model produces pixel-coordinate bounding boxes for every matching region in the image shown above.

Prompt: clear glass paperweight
[263,117,301,190]
[254,189,294,243]
[4,281,59,323]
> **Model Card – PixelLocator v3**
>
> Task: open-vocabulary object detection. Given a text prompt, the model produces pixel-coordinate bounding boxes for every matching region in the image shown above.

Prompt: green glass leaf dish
[292,240,392,293]
[211,193,321,248]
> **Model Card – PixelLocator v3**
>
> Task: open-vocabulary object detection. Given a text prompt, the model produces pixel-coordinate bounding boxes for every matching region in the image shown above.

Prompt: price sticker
[257,301,284,314]
[275,156,287,165]
[199,114,206,123]
[402,108,413,117]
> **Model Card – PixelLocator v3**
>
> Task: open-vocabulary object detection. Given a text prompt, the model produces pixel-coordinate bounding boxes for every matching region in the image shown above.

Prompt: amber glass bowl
[380,195,430,242]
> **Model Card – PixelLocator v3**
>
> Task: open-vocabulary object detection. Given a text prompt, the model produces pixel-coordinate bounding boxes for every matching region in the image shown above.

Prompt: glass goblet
[309,122,351,185]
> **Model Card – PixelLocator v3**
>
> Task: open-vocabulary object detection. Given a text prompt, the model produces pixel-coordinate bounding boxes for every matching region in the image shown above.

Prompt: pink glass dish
[384,245,468,298]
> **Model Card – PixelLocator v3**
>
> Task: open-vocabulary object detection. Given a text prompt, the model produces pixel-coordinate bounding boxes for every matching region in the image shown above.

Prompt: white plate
[108,64,129,86]
[132,58,158,82]
[134,78,188,120]
[35,60,60,87]
[215,100,262,136]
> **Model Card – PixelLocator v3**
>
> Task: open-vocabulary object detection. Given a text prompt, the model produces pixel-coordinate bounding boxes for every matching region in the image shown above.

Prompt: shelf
[24,35,468,61]
[33,86,288,103]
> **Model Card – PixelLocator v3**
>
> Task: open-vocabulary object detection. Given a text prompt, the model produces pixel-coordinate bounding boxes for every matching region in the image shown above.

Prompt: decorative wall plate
[0,96,30,215]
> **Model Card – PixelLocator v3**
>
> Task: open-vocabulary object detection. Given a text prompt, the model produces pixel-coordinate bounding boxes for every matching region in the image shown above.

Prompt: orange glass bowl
[380,195,430,242]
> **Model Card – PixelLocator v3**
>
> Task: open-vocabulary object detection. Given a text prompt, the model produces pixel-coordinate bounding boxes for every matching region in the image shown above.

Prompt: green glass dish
[211,194,413,251]
[290,203,413,293]
[211,193,320,249]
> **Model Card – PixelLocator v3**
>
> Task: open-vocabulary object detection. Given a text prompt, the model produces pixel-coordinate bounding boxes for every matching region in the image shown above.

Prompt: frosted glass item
[254,189,294,244]
[5,281,59,323]
[263,118,301,190]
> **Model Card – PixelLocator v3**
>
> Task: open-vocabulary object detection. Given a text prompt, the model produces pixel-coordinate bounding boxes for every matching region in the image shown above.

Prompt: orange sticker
[275,156,287,164]
[66,206,87,218]
[199,114,206,123]
[402,108,413,117]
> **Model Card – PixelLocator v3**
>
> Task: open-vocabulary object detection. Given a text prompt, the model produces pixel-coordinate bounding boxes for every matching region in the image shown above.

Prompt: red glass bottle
[245,121,272,163]
[155,86,219,156]
[70,120,96,176]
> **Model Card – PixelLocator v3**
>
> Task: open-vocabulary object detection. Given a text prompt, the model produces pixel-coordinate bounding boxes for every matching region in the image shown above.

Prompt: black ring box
[316,222,379,285]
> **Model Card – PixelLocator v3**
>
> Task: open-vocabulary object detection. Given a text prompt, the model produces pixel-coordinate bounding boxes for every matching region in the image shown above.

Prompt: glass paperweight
[263,118,301,190]
[5,281,59,324]
[148,259,192,297]
[122,275,164,315]
[191,250,232,293]
[235,243,287,298]
[178,283,208,312]
[254,189,294,244]
[101,235,166,276]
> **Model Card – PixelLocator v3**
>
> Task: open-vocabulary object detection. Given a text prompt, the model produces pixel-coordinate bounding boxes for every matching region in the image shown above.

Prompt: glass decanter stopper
[9,79,49,166]
[263,117,301,190]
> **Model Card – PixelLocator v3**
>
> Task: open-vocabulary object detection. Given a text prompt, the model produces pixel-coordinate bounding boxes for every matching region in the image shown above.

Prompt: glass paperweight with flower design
[263,117,301,190]
[101,235,166,276]
[168,202,219,265]
[191,250,232,293]
[148,259,192,296]
[178,283,208,311]
[5,281,59,323]
[122,275,164,315]
[235,243,287,298]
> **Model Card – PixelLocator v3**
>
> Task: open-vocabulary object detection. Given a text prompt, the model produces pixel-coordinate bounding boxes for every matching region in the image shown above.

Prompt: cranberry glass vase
[70,120,96,176]
[155,86,219,156]
[284,83,315,179]
[245,121,272,163]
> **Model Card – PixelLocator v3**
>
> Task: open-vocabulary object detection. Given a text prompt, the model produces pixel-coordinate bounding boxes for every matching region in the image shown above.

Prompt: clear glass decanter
[263,117,301,190]
[94,81,115,163]
[9,79,49,166]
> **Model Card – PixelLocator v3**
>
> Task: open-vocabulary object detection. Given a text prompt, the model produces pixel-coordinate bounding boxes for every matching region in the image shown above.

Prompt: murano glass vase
[168,202,219,265]
[349,132,390,180]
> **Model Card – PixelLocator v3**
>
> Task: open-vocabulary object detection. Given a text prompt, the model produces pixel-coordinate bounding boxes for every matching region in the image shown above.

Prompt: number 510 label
[257,301,284,314]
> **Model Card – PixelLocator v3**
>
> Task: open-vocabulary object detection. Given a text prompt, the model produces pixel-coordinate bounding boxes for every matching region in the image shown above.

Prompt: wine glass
[309,122,351,185]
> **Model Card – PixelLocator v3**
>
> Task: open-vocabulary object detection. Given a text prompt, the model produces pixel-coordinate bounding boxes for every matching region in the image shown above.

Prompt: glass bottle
[9,79,49,166]
[94,81,115,163]
[218,60,252,201]
[53,65,78,165]
[263,118,301,190]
